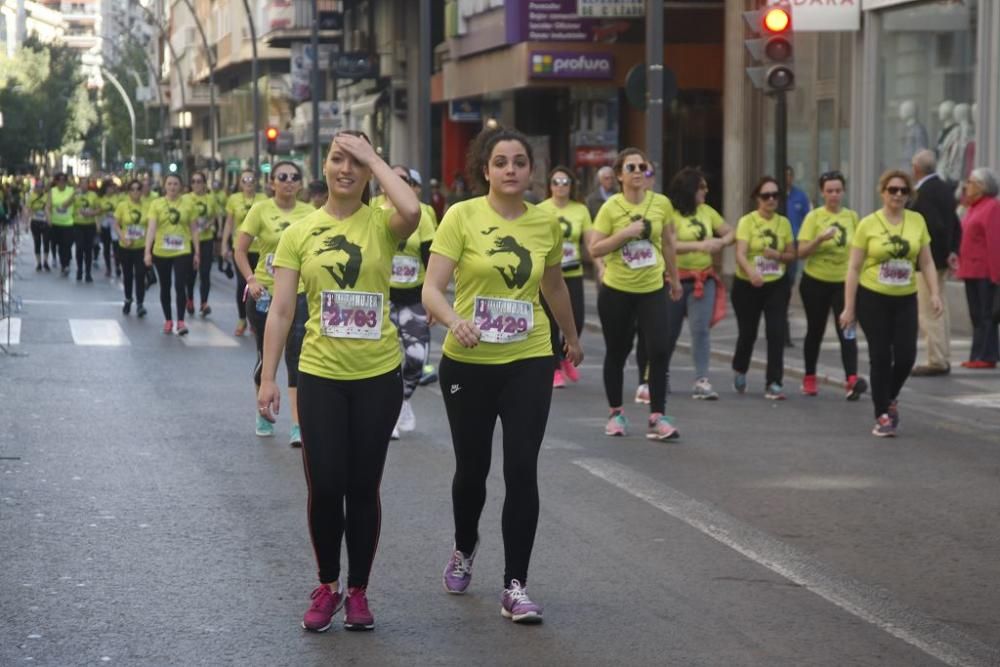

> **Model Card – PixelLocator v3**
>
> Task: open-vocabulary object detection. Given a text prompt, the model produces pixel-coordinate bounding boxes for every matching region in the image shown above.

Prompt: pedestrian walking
[590,147,682,438]
[46,173,75,275]
[537,165,599,388]
[222,170,267,336]
[113,179,149,317]
[840,170,942,437]
[144,174,198,335]
[783,166,812,347]
[665,167,733,400]
[257,131,420,633]
[96,181,120,278]
[422,125,582,624]
[234,161,315,445]
[72,177,98,283]
[731,176,797,400]
[28,180,51,272]
[955,167,1000,368]
[183,171,221,317]
[796,171,867,399]
[585,165,618,220]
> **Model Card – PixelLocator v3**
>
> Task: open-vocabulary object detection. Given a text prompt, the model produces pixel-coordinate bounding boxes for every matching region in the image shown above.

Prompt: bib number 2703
[320,291,383,340]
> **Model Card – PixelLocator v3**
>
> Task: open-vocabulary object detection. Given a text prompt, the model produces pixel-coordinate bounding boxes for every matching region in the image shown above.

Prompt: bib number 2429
[473,296,533,344]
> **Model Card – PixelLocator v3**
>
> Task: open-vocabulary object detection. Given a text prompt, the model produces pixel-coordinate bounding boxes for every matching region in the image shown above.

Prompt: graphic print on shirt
[481,226,499,236]
[882,232,910,259]
[165,205,182,227]
[129,208,142,225]
[486,234,533,289]
[314,234,363,288]
[831,222,847,247]
[559,216,572,239]
[632,214,652,240]
[688,217,708,241]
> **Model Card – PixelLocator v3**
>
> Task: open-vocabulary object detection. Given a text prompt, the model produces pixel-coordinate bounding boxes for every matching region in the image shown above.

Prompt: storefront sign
[574,146,617,167]
[449,99,482,123]
[506,0,599,42]
[780,0,861,32]
[333,52,379,80]
[577,0,643,18]
[530,51,614,79]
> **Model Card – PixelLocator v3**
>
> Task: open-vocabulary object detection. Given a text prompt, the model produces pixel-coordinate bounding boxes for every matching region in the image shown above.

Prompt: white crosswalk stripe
[69,319,130,346]
[178,319,240,347]
[0,317,22,345]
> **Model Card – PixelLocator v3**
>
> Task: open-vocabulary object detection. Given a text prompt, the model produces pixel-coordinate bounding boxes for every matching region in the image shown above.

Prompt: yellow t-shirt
[852,209,930,297]
[272,205,402,381]
[674,203,725,271]
[239,198,315,293]
[735,211,794,283]
[73,191,98,226]
[50,186,75,227]
[593,191,674,293]
[226,192,268,253]
[183,192,221,242]
[798,207,859,283]
[115,199,148,250]
[387,204,436,290]
[431,196,562,365]
[148,197,194,258]
[28,192,47,218]
[536,198,592,279]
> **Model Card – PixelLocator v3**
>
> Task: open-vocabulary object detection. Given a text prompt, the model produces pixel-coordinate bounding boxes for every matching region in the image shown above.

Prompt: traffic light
[123,160,134,171]
[168,162,179,174]
[265,126,280,155]
[744,1,794,93]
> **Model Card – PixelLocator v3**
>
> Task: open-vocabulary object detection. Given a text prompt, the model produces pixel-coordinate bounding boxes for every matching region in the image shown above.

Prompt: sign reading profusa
[529,51,615,79]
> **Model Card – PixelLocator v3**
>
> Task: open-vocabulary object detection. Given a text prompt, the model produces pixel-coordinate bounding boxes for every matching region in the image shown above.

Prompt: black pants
[439,355,552,587]
[30,220,51,259]
[799,273,858,377]
[856,286,917,419]
[964,278,999,363]
[119,247,145,304]
[188,239,215,306]
[51,226,73,269]
[153,255,193,321]
[99,226,118,274]
[248,293,309,388]
[236,252,259,320]
[298,368,402,586]
[598,285,669,413]
[731,277,787,385]
[73,225,96,277]
[541,275,584,366]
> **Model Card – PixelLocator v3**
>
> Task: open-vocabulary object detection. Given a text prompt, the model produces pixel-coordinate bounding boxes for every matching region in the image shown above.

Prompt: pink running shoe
[552,369,566,389]
[344,587,375,631]
[560,358,580,383]
[302,583,344,632]
[162,320,173,334]
[500,580,543,624]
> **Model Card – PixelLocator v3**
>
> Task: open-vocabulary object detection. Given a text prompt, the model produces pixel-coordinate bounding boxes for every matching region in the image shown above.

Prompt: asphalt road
[2,238,999,666]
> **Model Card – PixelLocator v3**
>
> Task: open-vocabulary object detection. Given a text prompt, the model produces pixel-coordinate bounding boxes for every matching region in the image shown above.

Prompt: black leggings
[51,226,73,269]
[856,286,917,419]
[541,275,585,366]
[298,368,402,586]
[30,221,51,259]
[119,247,145,304]
[799,273,857,377]
[99,227,117,273]
[73,225,96,276]
[731,277,787,385]
[598,285,669,413]
[236,252,259,320]
[248,293,308,388]
[439,355,552,587]
[188,239,215,305]
[153,255,193,321]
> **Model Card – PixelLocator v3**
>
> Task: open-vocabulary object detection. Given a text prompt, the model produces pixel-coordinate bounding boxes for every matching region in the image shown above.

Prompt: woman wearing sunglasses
[840,170,942,437]
[537,166,599,388]
[112,179,149,317]
[590,148,682,439]
[222,170,267,336]
[46,173,76,275]
[796,171,866,399]
[732,176,796,399]
[144,173,199,335]
[257,131,419,632]
[183,171,222,317]
[235,162,315,444]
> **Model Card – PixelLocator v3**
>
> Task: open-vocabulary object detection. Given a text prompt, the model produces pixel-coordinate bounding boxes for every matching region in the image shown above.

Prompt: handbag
[145,267,158,289]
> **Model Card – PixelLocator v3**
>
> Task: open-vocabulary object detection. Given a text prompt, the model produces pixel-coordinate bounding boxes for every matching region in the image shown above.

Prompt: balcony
[262,0,343,48]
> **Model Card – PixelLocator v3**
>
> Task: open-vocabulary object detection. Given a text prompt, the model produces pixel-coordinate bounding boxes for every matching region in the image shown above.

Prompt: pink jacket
[956,196,1000,283]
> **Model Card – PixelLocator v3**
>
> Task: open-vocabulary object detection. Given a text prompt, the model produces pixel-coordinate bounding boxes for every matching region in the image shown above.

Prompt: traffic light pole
[241,0,260,175]
[645,0,664,192]
[310,0,321,180]
[418,0,431,202]
[775,90,787,215]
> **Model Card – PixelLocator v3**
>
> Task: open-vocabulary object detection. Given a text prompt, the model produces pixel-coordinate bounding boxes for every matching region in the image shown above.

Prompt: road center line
[573,457,997,667]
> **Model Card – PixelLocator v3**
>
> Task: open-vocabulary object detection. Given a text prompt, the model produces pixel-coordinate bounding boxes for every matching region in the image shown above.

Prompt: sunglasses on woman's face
[623,162,650,174]
[241,176,256,184]
[551,177,571,186]
[885,186,910,196]
[759,191,780,201]
[275,172,302,183]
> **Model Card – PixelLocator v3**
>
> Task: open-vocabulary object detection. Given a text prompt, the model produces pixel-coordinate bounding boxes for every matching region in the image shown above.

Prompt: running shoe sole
[344,620,375,631]
[692,392,718,401]
[872,427,896,438]
[501,608,543,624]
[646,430,680,441]
[846,378,868,401]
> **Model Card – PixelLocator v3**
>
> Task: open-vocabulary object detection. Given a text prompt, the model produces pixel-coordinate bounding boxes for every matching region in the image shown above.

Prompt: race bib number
[320,291,383,340]
[621,240,656,269]
[473,296,533,344]
[162,234,185,252]
[391,255,420,284]
[125,225,145,241]
[755,255,783,277]
[562,241,580,269]
[196,217,209,233]
[878,259,913,286]
[264,253,275,276]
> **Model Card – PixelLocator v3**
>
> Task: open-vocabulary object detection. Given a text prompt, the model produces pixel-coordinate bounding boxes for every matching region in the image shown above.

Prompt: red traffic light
[265,127,279,141]
[763,7,790,33]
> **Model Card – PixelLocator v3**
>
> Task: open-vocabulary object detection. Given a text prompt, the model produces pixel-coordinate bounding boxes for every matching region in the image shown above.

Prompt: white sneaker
[391,426,400,440]
[397,399,416,432]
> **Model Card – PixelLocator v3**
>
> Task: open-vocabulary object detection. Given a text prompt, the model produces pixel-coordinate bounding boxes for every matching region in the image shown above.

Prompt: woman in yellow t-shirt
[257,131,420,632]
[590,148,682,440]
[796,171,865,399]
[840,170,942,437]
[143,174,198,335]
[47,172,76,274]
[537,166,599,389]
[183,171,222,316]
[113,179,149,317]
[666,167,734,400]
[72,177,99,282]
[96,181,120,279]
[28,180,51,271]
[222,169,268,335]
[423,126,582,623]
[732,176,797,400]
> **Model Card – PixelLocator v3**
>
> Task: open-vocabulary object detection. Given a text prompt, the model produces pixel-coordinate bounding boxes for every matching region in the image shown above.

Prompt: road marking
[952,393,1000,409]
[0,317,22,345]
[178,320,240,347]
[69,319,130,346]
[23,299,122,306]
[574,457,998,667]
[752,475,882,491]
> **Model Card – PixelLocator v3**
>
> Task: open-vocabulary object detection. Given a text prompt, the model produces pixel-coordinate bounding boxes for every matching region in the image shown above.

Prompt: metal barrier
[0,212,24,354]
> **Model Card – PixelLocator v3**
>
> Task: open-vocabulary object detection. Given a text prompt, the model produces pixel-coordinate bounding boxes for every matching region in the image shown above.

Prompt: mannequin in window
[940,103,972,184]
[935,100,956,158]
[899,99,928,166]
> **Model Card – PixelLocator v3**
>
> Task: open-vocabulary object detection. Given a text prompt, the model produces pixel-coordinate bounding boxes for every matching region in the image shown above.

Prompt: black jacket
[910,174,961,269]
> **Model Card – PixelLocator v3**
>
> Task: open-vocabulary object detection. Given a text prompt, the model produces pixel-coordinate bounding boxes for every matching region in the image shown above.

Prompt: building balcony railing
[262,0,343,47]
